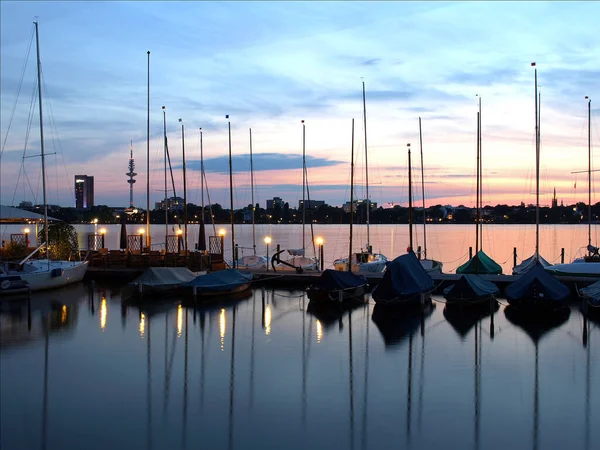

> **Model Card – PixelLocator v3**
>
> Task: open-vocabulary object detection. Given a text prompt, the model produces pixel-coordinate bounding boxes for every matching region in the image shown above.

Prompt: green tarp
[456,250,502,275]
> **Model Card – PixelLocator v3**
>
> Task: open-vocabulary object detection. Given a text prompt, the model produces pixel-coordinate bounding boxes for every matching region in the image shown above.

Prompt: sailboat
[236,128,268,270]
[273,120,319,272]
[333,82,387,273]
[545,96,600,277]
[0,22,88,295]
[416,118,443,274]
[456,96,502,275]
[513,63,552,274]
[307,119,367,303]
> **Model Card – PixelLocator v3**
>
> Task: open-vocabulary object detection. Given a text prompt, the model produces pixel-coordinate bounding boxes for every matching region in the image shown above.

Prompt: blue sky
[1,1,598,210]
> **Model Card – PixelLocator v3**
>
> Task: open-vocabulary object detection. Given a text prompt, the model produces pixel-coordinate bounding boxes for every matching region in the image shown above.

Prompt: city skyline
[1,1,598,210]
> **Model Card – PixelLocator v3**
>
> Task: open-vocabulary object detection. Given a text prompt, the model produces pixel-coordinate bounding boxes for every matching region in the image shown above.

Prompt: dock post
[417,246,422,260]
[561,248,565,264]
[469,247,473,260]
[320,244,324,271]
[513,247,517,268]
[338,290,343,303]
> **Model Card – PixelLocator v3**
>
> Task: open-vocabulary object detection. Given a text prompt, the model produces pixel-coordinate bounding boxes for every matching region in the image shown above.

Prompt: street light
[316,237,324,271]
[99,228,107,248]
[264,236,271,271]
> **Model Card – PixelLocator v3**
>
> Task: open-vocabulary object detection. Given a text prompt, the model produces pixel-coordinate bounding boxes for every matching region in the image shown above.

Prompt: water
[1,223,597,273]
[1,283,598,450]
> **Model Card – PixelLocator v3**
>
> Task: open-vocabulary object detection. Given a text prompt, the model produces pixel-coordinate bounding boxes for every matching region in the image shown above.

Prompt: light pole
[24,227,30,247]
[99,228,107,249]
[219,228,226,264]
[264,236,271,271]
[177,228,183,254]
[138,228,145,253]
[179,118,188,262]
[316,237,324,271]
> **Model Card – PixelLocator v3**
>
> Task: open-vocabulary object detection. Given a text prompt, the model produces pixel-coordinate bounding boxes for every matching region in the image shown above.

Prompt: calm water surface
[2,223,597,273]
[1,282,598,450]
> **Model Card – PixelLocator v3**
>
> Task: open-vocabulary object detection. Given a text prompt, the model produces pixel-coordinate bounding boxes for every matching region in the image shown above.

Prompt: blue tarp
[581,280,600,307]
[505,262,570,309]
[310,269,367,291]
[443,274,499,303]
[185,269,253,293]
[372,251,433,304]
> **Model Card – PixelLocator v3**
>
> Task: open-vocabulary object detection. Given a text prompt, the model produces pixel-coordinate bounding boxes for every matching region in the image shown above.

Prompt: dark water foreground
[1,282,598,450]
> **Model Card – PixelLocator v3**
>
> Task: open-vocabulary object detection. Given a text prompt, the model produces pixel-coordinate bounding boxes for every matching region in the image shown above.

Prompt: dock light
[24,228,31,246]
[316,237,324,271]
[264,236,271,271]
[176,229,183,236]
[93,218,98,224]
[24,228,30,234]
[219,228,226,236]
[138,228,145,235]
[99,228,107,234]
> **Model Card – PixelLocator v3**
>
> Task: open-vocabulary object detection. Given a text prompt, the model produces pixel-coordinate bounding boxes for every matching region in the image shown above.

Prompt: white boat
[543,98,598,278]
[334,82,387,273]
[236,128,267,271]
[0,22,88,296]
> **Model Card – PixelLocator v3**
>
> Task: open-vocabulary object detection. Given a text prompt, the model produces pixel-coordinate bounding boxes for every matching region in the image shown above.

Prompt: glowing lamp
[24,228,30,234]
[316,237,324,246]
[99,228,107,235]
[138,228,145,235]
[264,236,271,244]
[219,228,226,236]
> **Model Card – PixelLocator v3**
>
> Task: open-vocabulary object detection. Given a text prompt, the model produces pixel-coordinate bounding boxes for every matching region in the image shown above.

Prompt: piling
[561,248,565,264]
[513,247,517,268]
[469,247,473,259]
[417,246,422,260]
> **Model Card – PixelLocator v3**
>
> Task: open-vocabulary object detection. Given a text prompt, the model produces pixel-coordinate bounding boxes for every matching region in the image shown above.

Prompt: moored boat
[184,269,253,298]
[307,269,367,304]
[443,274,499,308]
[129,267,199,297]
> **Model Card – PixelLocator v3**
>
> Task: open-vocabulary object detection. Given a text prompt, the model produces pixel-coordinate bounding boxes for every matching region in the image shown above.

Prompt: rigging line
[304,163,317,259]
[1,23,35,159]
[202,169,218,236]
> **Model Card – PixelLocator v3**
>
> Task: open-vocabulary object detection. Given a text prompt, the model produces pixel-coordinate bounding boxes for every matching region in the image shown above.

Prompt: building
[551,187,558,208]
[18,201,33,210]
[298,200,325,210]
[154,196,184,212]
[342,199,377,213]
[266,197,284,210]
[74,175,94,209]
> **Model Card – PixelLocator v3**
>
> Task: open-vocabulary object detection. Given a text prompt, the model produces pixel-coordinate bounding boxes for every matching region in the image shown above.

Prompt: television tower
[126,139,137,208]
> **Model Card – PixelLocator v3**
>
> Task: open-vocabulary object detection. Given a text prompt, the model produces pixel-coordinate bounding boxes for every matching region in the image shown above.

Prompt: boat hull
[306,284,366,304]
[545,261,600,277]
[0,260,88,296]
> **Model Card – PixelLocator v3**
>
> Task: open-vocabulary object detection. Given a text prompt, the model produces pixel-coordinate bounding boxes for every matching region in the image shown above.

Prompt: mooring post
[513,247,517,268]
[561,248,565,264]
[417,246,422,260]
[469,246,473,260]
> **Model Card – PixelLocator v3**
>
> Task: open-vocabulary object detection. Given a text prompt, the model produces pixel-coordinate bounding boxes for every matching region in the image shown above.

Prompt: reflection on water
[1,284,599,450]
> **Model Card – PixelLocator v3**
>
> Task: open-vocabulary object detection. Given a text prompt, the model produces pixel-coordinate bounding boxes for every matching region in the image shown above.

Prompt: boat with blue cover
[307,269,367,303]
[371,251,433,307]
[184,269,253,298]
[505,262,570,314]
[443,274,499,308]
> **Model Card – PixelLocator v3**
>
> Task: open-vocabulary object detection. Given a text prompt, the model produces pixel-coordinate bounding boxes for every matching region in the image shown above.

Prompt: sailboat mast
[162,107,168,250]
[476,111,480,257]
[302,120,306,250]
[533,63,540,257]
[146,51,151,247]
[200,128,205,222]
[362,81,370,250]
[227,116,235,268]
[587,96,592,252]
[349,119,355,272]
[419,117,427,260]
[249,128,256,255]
[34,22,49,254]
[478,96,483,250]
[408,143,413,251]
[180,119,188,256]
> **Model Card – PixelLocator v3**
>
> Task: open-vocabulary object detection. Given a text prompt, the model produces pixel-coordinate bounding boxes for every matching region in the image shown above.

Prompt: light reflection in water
[177,305,183,337]
[316,320,323,343]
[220,308,226,351]
[264,304,272,336]
[139,313,145,338]
[61,305,67,325]
[100,298,107,330]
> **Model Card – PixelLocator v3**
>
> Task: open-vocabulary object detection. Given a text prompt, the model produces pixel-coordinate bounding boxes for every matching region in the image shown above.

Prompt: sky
[1,1,599,210]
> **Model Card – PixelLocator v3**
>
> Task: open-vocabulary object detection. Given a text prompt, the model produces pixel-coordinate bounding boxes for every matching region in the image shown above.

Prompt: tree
[38,222,80,260]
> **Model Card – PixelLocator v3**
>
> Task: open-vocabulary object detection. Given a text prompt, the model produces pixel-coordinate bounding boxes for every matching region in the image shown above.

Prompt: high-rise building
[74,175,94,209]
[126,139,137,208]
[266,197,284,210]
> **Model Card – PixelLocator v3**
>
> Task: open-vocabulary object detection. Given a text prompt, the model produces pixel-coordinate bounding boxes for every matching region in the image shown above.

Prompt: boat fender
[51,268,64,278]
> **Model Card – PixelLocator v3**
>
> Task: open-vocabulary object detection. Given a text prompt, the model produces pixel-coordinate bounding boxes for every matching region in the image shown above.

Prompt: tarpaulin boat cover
[184,269,253,292]
[581,280,600,306]
[456,250,503,275]
[372,251,433,303]
[444,274,499,301]
[512,252,552,275]
[310,269,367,291]
[131,267,197,288]
[505,262,569,304]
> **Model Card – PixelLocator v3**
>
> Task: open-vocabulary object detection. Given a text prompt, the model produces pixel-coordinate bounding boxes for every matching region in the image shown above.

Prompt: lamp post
[138,228,145,253]
[179,118,188,261]
[177,228,183,253]
[264,236,271,271]
[316,237,324,271]
[99,228,107,249]
[24,227,30,247]
[219,228,226,263]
